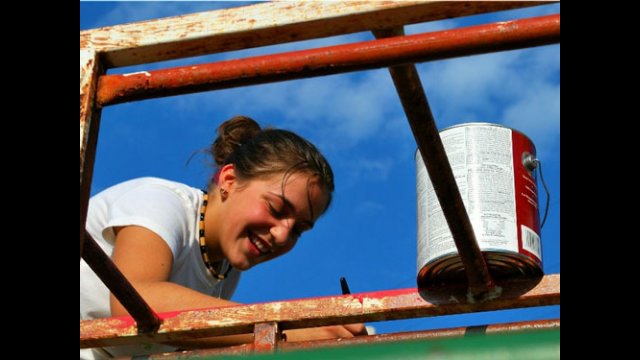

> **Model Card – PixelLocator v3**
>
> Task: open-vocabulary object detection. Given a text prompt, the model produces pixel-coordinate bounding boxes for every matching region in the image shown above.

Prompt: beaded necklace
[199,191,232,280]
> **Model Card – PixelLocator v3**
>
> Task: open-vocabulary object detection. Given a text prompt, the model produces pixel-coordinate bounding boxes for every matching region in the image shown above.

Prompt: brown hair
[210,116,335,209]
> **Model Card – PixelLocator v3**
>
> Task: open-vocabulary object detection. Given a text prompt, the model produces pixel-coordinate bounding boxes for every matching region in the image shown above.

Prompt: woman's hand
[283,323,367,342]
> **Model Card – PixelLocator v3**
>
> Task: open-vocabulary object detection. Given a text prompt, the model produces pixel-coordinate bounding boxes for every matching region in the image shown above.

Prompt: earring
[220,188,228,200]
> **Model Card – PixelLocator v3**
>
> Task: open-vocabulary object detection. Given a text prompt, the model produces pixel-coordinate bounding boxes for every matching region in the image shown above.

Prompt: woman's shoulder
[97,177,197,194]
[114,176,188,187]
[92,177,203,205]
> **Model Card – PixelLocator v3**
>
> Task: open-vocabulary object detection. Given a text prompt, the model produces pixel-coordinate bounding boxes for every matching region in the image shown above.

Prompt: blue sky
[81,1,560,335]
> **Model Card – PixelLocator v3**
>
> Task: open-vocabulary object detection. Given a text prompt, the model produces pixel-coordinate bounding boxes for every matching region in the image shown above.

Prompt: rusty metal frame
[80,0,560,355]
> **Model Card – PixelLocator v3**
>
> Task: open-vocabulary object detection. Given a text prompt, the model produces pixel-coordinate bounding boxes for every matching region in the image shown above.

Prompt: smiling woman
[79,116,364,359]
[204,118,333,272]
[214,170,327,270]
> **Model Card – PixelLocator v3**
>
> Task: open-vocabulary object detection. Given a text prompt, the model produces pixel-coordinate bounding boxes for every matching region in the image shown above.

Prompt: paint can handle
[522,153,551,228]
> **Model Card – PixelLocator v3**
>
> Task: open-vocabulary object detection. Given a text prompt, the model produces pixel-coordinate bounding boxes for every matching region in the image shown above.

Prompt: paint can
[416,123,543,288]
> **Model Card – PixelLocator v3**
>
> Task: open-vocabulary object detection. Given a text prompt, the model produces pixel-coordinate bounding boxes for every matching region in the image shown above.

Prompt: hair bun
[212,116,262,166]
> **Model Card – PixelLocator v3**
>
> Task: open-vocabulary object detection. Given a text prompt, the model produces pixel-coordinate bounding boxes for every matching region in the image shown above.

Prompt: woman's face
[215,170,329,270]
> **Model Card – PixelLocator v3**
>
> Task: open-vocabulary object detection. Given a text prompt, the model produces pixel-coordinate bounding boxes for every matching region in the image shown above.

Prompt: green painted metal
[205,329,559,359]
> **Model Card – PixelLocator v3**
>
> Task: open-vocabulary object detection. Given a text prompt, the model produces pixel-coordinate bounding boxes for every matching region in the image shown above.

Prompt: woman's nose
[271,220,295,246]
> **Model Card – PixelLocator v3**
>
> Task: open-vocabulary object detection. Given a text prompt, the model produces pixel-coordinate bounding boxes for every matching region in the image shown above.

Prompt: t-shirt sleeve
[103,184,190,259]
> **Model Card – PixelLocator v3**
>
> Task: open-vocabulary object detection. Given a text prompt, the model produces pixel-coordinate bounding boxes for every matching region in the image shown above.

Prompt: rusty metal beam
[80,49,103,258]
[80,1,546,68]
[82,231,162,333]
[96,14,560,106]
[372,27,492,295]
[80,274,559,348]
[95,319,559,358]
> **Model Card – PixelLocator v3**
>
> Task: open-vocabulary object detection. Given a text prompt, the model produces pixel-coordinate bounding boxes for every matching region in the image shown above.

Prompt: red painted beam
[81,274,559,348]
[97,14,560,106]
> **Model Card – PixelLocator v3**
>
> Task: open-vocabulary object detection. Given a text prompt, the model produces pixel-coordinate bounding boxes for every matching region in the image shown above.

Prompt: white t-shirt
[80,177,240,359]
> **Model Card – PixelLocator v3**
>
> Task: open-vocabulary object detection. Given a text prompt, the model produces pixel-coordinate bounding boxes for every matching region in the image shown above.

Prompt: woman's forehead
[259,172,322,188]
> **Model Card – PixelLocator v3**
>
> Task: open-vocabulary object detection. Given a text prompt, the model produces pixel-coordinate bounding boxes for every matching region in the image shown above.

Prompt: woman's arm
[110,225,364,348]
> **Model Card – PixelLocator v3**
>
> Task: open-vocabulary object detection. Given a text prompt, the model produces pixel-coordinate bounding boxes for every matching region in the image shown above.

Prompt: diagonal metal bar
[82,231,162,333]
[96,14,560,106]
[372,27,493,295]
[80,49,103,258]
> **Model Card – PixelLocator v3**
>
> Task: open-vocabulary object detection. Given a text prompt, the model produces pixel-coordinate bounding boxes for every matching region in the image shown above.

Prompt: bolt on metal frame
[80,0,560,354]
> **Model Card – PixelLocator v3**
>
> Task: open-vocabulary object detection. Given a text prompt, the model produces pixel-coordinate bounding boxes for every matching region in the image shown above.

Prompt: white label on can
[417,125,518,269]
[521,224,541,261]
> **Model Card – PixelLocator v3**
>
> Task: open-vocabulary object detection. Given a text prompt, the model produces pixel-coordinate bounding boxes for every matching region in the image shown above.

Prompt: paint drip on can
[416,123,543,288]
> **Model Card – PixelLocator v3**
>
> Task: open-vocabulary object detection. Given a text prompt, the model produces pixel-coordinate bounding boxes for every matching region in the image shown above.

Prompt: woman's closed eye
[268,201,305,239]
[267,202,284,218]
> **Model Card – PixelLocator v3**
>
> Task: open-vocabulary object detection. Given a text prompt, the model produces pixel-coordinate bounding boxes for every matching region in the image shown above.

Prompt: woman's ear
[218,164,237,192]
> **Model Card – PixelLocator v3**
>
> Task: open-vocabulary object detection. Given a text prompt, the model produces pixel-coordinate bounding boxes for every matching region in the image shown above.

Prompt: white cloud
[416,45,559,154]
[420,51,521,112]
[172,69,402,152]
[277,71,398,144]
[331,155,397,191]
[405,17,457,35]
[502,83,560,161]
[355,201,384,216]
[352,157,395,181]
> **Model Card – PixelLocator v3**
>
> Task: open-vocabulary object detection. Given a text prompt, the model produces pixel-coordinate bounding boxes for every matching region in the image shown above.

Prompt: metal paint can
[416,123,543,287]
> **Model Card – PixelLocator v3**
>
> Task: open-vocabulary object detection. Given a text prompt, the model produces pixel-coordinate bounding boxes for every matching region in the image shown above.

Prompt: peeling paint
[80,49,97,166]
[363,298,384,308]
[123,71,152,77]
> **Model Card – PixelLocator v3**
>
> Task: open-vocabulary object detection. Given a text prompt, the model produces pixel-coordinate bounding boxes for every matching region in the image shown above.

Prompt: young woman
[80,116,364,359]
